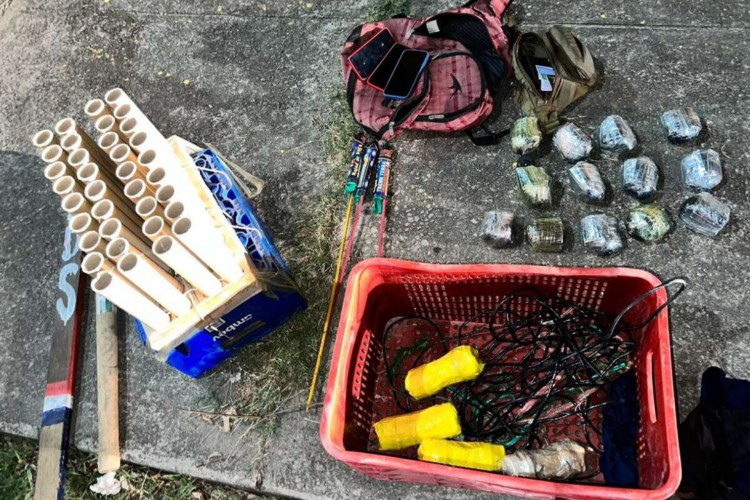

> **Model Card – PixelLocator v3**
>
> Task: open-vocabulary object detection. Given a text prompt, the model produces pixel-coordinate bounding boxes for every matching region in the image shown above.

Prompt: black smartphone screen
[384,50,430,99]
[349,29,395,80]
[368,44,407,90]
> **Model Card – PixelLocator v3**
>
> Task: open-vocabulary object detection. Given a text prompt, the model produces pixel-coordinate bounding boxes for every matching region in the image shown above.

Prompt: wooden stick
[95,294,120,474]
[34,225,86,500]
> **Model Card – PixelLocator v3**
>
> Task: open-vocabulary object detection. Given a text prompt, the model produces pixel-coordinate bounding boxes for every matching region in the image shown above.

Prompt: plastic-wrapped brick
[679,192,730,237]
[553,123,592,162]
[661,107,702,143]
[599,115,636,153]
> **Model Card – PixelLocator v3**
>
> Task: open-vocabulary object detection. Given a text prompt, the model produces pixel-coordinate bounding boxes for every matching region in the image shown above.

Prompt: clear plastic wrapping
[681,149,722,191]
[511,117,542,154]
[598,115,636,153]
[526,217,564,252]
[580,214,623,256]
[661,107,702,143]
[679,192,730,237]
[553,123,593,162]
[626,205,674,243]
[502,439,586,480]
[516,166,551,207]
[569,162,606,203]
[481,210,515,248]
[622,156,659,201]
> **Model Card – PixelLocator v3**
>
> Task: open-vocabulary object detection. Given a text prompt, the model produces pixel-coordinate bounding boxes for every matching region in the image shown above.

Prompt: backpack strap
[467,123,510,146]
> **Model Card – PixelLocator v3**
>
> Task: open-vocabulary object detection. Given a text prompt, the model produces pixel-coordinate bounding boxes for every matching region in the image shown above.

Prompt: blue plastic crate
[136,148,306,377]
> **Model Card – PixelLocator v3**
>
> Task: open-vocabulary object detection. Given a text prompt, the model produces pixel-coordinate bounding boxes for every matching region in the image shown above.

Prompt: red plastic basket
[320,259,681,499]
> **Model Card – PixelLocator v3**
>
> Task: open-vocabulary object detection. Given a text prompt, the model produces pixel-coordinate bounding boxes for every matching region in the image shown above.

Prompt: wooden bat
[95,294,120,473]
[34,225,86,500]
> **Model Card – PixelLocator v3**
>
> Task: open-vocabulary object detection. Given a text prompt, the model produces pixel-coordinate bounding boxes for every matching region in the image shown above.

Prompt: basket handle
[605,277,688,339]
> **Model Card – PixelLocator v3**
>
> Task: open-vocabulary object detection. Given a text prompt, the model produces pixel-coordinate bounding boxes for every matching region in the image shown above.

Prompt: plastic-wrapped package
[405,346,484,399]
[418,439,505,472]
[622,157,659,201]
[598,115,637,153]
[569,162,606,203]
[516,166,551,206]
[679,192,730,237]
[626,205,674,243]
[503,439,586,480]
[553,123,593,162]
[526,217,564,252]
[373,402,462,451]
[510,117,542,154]
[580,214,623,256]
[681,149,722,191]
[661,107,702,143]
[481,210,515,248]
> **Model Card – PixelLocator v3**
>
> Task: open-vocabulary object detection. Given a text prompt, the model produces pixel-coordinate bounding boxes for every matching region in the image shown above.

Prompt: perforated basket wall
[320,259,681,500]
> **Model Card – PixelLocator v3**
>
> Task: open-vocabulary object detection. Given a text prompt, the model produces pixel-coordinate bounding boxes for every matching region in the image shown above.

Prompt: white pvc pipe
[119,116,138,138]
[92,271,171,331]
[54,117,78,137]
[109,143,138,166]
[138,149,187,178]
[153,236,222,297]
[61,193,91,216]
[105,237,131,262]
[67,148,90,170]
[80,230,108,254]
[124,179,153,203]
[53,176,83,197]
[128,130,164,154]
[85,98,110,122]
[142,216,172,242]
[70,213,99,235]
[164,200,217,240]
[135,196,165,220]
[98,132,121,154]
[115,161,141,183]
[81,252,115,276]
[42,145,67,164]
[99,218,153,258]
[118,253,191,316]
[44,161,71,183]
[32,130,58,150]
[92,199,144,236]
[84,180,113,203]
[173,217,243,282]
[60,132,83,153]
[104,88,166,140]
[76,162,106,184]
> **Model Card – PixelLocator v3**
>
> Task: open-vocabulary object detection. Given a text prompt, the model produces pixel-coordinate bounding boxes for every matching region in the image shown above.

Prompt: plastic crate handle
[604,277,688,340]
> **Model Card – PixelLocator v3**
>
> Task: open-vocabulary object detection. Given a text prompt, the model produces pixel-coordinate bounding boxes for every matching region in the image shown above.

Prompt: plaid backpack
[341,0,514,144]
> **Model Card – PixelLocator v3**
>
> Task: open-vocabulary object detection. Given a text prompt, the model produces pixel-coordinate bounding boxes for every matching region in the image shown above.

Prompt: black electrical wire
[379,279,687,466]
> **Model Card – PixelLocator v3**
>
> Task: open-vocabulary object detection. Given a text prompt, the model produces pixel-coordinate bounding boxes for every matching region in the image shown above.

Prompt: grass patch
[190,92,360,449]
[0,434,260,499]
[369,0,412,20]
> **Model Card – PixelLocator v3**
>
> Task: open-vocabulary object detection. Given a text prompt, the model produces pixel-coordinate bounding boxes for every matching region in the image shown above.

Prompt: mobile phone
[383,49,430,100]
[347,28,395,81]
[367,43,408,91]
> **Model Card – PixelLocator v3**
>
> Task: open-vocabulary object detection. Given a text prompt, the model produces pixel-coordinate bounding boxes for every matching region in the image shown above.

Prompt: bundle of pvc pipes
[33,88,247,334]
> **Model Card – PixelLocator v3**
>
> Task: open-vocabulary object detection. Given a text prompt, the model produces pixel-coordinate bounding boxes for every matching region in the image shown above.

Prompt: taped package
[374,402,461,451]
[405,345,485,399]
[418,438,506,472]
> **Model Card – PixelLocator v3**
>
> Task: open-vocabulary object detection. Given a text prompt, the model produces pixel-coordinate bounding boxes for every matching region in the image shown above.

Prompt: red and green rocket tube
[373,149,393,214]
[344,133,367,195]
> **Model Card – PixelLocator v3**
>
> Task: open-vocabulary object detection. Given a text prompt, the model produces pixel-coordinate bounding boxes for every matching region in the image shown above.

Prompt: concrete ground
[0,0,748,498]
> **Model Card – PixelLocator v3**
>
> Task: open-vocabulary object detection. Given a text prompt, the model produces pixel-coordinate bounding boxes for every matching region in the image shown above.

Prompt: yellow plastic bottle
[405,345,484,399]
[418,438,506,472]
[374,402,462,451]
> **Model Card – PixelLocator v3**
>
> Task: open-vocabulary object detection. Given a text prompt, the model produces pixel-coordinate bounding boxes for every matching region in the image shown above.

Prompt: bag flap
[547,25,598,86]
